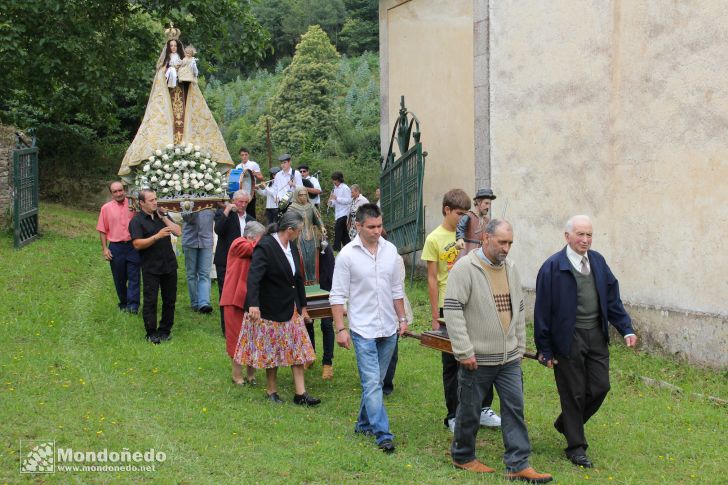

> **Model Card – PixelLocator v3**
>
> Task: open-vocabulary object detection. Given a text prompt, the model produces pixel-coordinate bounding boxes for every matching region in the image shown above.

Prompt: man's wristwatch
[398,317,407,323]
[336,328,347,334]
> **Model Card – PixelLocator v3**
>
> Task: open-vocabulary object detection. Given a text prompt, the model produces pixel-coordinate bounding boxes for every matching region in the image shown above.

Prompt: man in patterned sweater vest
[534,215,637,469]
[445,219,552,483]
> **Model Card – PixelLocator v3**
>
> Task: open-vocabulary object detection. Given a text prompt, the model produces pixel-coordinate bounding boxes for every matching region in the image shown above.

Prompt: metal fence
[381,97,426,282]
[13,147,39,248]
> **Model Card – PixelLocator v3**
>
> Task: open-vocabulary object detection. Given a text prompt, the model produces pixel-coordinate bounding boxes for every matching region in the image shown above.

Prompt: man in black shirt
[129,189,182,344]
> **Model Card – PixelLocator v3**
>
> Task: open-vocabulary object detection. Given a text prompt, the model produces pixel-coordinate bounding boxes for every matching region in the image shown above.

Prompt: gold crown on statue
[165,22,181,41]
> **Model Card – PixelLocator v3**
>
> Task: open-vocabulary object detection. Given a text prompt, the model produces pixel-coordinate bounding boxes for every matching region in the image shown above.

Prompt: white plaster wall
[381,0,475,234]
[490,0,728,316]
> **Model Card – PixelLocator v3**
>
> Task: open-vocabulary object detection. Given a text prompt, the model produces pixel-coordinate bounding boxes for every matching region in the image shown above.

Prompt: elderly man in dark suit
[214,190,254,335]
[534,215,637,469]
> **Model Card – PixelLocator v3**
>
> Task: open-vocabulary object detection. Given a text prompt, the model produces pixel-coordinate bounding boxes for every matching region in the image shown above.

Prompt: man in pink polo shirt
[97,181,141,313]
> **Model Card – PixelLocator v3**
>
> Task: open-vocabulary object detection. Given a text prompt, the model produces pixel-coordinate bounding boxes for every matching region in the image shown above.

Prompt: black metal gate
[381,97,426,280]
[13,146,39,248]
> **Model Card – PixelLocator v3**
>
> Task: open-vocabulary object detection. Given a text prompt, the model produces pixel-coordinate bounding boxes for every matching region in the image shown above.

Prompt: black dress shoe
[158,333,172,342]
[568,454,593,468]
[267,392,284,404]
[198,305,213,314]
[145,334,160,345]
[378,440,395,453]
[293,392,321,406]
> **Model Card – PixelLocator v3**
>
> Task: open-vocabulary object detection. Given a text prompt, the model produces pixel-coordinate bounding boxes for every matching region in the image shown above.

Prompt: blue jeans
[351,331,398,445]
[183,246,212,309]
[451,359,531,472]
[108,241,140,311]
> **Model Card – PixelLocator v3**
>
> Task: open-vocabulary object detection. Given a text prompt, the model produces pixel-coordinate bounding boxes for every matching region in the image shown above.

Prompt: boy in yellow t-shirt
[421,188,501,432]
[421,189,470,331]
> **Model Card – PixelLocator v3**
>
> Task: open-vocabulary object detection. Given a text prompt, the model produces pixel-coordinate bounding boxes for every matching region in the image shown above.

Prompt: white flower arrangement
[133,144,227,199]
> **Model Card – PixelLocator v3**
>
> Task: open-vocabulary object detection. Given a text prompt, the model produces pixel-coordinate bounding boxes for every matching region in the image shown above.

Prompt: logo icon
[20,440,55,473]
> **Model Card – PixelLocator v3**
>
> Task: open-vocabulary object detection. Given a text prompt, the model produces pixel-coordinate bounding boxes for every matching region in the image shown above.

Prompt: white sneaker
[480,407,501,427]
[448,418,456,433]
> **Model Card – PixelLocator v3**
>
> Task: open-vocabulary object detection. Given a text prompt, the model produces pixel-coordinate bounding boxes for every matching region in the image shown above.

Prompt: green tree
[339,0,378,55]
[253,0,346,66]
[268,25,341,153]
[0,0,270,140]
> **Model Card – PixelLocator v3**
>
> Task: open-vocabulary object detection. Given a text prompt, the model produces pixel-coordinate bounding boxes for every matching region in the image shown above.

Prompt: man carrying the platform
[330,203,409,454]
[129,189,182,344]
[214,190,254,335]
[445,219,552,482]
[97,181,140,314]
[453,187,501,427]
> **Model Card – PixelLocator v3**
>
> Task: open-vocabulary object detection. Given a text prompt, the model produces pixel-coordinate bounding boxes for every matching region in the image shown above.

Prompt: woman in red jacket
[221,220,266,385]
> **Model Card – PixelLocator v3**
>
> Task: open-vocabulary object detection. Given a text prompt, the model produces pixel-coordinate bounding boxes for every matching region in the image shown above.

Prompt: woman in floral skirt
[234,211,320,406]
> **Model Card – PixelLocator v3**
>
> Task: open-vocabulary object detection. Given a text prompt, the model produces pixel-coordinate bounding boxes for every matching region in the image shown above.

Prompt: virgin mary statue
[118,24,233,177]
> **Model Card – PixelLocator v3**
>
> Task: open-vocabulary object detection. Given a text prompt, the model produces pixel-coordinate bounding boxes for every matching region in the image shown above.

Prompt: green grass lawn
[1,203,726,484]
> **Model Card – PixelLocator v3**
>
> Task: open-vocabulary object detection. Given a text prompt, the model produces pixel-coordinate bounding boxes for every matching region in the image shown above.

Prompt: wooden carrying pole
[403,330,538,361]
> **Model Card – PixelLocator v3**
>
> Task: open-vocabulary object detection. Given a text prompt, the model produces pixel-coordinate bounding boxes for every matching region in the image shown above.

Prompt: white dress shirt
[305,175,321,205]
[235,160,261,175]
[566,245,588,272]
[267,168,303,203]
[329,235,404,338]
[273,233,296,275]
[329,183,352,219]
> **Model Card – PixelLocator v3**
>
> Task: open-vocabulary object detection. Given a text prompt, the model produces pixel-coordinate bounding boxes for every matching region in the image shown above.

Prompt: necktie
[580,256,590,275]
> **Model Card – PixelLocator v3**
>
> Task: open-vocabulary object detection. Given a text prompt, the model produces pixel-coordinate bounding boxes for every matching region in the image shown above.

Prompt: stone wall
[0,125,16,227]
[380,0,475,233]
[380,0,728,368]
[490,1,728,369]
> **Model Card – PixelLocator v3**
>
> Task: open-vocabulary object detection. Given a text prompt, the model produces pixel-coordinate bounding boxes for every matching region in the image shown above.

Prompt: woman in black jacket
[235,211,320,406]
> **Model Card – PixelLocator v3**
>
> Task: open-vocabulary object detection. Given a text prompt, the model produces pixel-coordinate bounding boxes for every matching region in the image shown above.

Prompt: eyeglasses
[299,169,308,173]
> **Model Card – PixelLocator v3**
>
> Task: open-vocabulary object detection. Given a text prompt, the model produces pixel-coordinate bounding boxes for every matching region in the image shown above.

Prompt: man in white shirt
[298,165,322,207]
[330,203,409,454]
[265,154,302,215]
[257,166,281,225]
[328,171,352,250]
[235,147,263,219]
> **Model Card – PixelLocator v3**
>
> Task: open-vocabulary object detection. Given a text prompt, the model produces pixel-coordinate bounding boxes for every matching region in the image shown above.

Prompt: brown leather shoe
[304,359,315,370]
[505,467,553,483]
[452,459,495,473]
[322,364,334,380]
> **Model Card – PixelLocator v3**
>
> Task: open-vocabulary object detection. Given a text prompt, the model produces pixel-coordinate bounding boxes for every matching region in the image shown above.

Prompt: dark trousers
[142,269,177,337]
[333,216,350,251]
[451,360,531,472]
[109,241,140,311]
[383,336,398,395]
[246,197,257,219]
[216,264,226,335]
[305,317,334,365]
[265,208,278,226]
[440,308,495,425]
[553,326,611,457]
